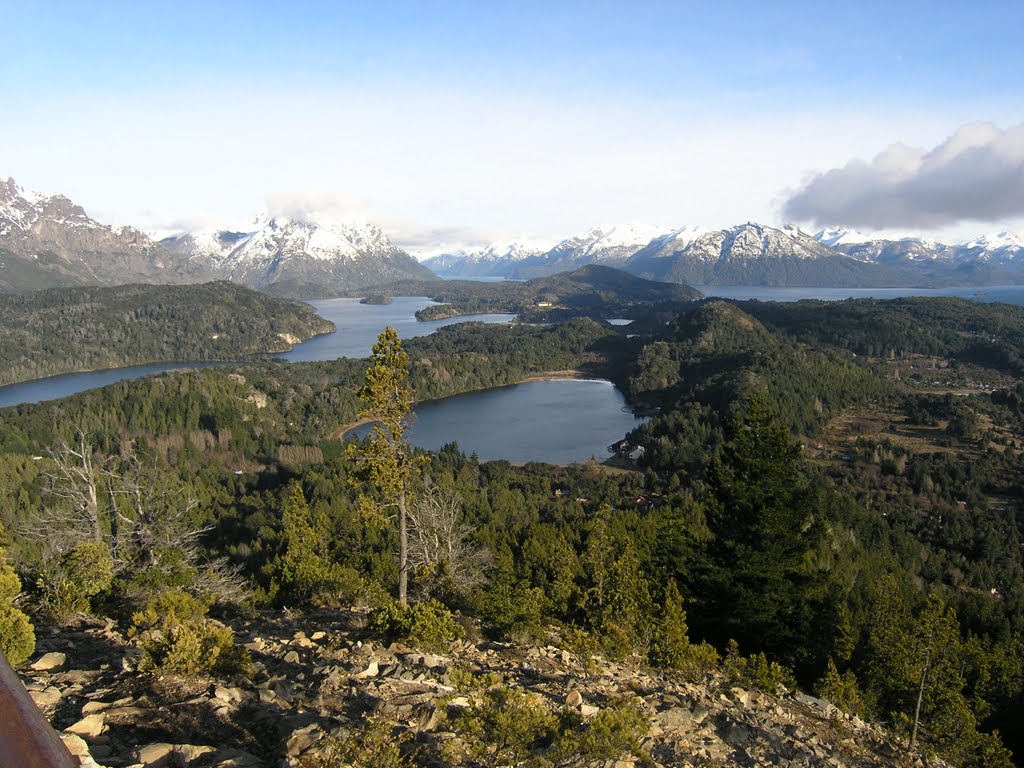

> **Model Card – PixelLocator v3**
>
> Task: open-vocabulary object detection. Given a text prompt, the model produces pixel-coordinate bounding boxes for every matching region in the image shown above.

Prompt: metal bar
[0,648,77,768]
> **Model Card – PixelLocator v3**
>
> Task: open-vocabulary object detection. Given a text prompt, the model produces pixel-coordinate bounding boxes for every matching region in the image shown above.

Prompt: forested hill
[361,264,702,320]
[0,281,335,386]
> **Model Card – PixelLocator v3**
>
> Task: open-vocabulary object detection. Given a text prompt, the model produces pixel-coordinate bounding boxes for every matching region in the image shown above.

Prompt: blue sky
[3,1,1023,249]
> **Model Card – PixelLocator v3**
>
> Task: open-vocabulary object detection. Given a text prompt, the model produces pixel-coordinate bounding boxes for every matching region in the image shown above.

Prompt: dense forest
[0,281,335,386]
[2,293,1024,766]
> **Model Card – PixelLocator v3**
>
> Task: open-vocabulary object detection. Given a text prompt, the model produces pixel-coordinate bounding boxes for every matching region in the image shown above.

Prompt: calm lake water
[695,284,1024,304]
[349,379,646,463]
[277,297,514,361]
[0,298,514,408]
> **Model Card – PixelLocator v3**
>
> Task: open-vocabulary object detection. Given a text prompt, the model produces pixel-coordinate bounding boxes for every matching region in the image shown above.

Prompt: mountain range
[425,222,1024,288]
[4,176,1024,296]
[0,178,434,297]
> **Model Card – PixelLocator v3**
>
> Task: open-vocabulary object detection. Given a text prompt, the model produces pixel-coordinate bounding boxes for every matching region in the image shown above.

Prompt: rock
[61,733,102,768]
[213,685,246,703]
[580,704,600,717]
[726,722,751,747]
[135,742,175,766]
[354,660,379,679]
[209,747,263,767]
[283,650,301,664]
[29,686,62,708]
[65,713,106,740]
[31,651,67,671]
[81,700,111,714]
[731,686,751,707]
[416,704,441,732]
[311,631,327,641]
[654,706,694,733]
[286,723,324,756]
[565,690,584,708]
[176,745,218,763]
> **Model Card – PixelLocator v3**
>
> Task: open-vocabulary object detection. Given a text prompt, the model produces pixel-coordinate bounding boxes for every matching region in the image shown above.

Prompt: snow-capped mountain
[624,222,873,286]
[505,224,672,279]
[958,231,1024,262]
[422,240,553,278]
[163,213,436,297]
[0,177,210,292]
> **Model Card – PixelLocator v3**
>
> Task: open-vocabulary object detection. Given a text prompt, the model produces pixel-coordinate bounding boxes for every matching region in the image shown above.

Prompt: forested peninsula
[365,264,702,321]
[0,281,335,386]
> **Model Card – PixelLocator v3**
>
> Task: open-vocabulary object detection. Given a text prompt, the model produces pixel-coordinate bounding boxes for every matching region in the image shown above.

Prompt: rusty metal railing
[0,648,77,768]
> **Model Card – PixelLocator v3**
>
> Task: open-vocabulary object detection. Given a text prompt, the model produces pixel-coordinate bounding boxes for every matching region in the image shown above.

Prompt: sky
[3,1,1024,253]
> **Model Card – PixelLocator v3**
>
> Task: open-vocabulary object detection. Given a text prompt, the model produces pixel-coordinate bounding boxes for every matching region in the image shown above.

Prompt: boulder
[135,742,174,767]
[61,734,102,768]
[65,713,106,740]
[565,690,584,708]
[29,686,63,708]
[31,652,67,671]
[353,660,379,679]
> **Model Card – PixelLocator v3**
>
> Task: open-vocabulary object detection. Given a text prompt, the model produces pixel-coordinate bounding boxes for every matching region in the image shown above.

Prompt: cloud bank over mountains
[783,122,1024,230]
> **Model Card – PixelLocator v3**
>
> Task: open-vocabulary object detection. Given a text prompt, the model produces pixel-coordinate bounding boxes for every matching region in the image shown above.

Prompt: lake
[349,378,646,463]
[0,297,514,408]
[277,297,515,362]
[695,284,1024,304]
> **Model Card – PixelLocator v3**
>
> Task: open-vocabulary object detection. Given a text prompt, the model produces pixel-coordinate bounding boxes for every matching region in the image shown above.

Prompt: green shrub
[0,535,34,665]
[724,639,795,693]
[554,697,649,767]
[815,657,868,718]
[299,718,410,768]
[477,578,545,638]
[131,589,248,678]
[450,686,557,768]
[368,598,464,652]
[38,540,113,623]
[406,600,464,651]
[0,607,35,666]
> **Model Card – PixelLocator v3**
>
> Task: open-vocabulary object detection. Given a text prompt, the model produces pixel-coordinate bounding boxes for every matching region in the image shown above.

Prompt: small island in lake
[360,293,393,305]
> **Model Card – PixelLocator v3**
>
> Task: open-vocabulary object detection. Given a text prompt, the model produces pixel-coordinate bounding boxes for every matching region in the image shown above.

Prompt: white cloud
[783,121,1024,230]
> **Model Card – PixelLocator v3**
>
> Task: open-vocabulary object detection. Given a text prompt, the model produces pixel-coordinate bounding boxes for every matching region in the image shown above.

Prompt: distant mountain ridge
[161,213,436,298]
[0,177,212,292]
[427,220,1024,287]
[6,176,1024,293]
[0,178,436,296]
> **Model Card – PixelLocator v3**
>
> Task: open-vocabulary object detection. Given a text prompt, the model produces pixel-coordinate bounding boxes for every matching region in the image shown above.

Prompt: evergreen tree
[348,327,418,605]
[695,392,827,671]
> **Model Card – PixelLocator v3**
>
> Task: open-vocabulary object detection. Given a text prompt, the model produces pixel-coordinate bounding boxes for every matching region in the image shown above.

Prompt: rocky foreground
[18,610,938,768]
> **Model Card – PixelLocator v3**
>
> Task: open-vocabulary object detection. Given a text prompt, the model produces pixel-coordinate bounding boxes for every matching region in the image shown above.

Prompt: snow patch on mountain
[813,227,875,247]
[962,231,1024,251]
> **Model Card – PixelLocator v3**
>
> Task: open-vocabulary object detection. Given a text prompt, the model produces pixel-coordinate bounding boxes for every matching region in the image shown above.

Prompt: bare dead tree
[25,434,249,606]
[407,486,491,597]
[33,431,105,548]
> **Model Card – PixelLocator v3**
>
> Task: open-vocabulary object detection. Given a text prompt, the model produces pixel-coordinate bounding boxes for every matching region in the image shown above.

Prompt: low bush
[368,598,464,652]
[131,589,249,678]
[0,533,34,665]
